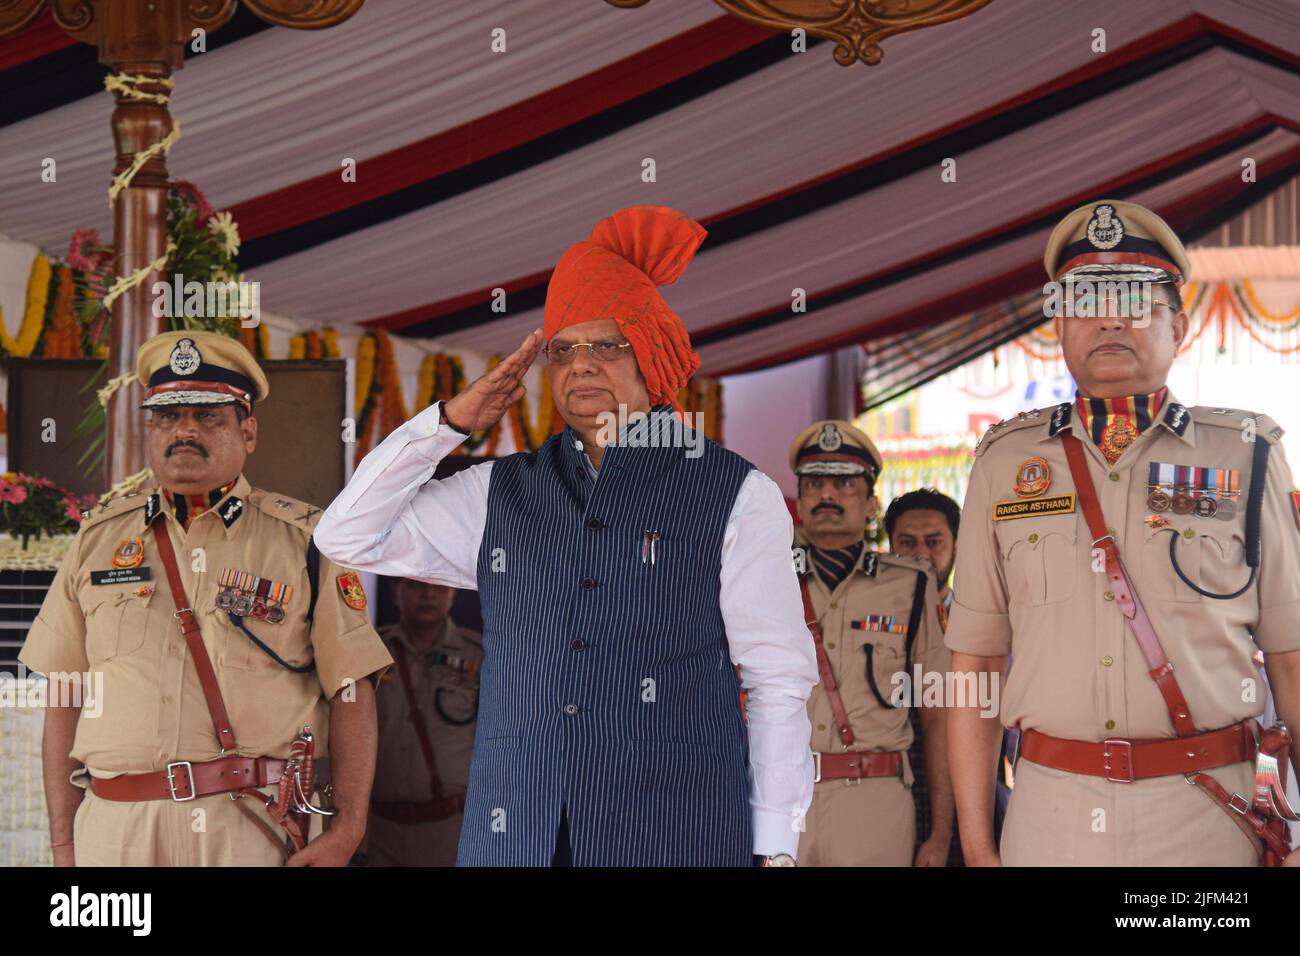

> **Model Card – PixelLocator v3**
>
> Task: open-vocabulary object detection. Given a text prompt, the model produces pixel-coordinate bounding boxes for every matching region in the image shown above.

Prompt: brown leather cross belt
[370,794,466,824]
[813,750,902,783]
[1020,721,1255,783]
[89,755,289,802]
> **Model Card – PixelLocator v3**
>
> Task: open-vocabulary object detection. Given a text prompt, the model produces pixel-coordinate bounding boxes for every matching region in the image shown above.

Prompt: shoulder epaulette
[974,406,1056,458]
[78,490,151,531]
[873,552,937,582]
[253,489,326,532]
[1190,407,1284,445]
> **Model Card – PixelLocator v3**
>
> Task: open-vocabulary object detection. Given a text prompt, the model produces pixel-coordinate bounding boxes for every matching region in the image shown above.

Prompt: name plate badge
[992,493,1077,521]
[91,567,153,586]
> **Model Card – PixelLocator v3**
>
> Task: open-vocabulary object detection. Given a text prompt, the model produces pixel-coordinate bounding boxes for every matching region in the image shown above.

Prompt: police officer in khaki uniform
[21,330,392,867]
[791,421,953,866]
[368,579,481,866]
[947,200,1300,866]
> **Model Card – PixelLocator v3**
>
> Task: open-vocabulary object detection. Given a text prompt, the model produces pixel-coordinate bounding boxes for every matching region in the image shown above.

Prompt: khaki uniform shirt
[946,397,1300,741]
[19,474,393,775]
[373,621,481,803]
[800,538,948,755]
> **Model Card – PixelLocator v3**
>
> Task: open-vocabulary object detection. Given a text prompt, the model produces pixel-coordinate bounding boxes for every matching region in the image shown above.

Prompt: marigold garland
[0,255,51,358]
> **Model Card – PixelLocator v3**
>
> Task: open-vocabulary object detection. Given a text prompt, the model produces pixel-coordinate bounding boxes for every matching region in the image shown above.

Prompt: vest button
[587,517,604,529]
[562,703,579,717]
[1101,655,1114,667]
[580,577,597,591]
[571,638,586,651]
[1103,590,1115,602]
[1108,472,1120,482]
[1105,719,1116,730]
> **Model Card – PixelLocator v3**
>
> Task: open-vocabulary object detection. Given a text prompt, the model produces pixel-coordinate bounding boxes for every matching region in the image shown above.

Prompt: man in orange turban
[543,204,703,414]
[318,205,818,867]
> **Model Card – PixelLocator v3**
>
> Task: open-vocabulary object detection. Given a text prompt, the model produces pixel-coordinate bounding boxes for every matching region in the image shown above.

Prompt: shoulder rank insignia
[143,492,162,526]
[337,571,367,610]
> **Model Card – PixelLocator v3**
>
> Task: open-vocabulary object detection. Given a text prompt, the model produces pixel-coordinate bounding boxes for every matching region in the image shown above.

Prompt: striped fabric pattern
[810,541,863,592]
[458,410,755,866]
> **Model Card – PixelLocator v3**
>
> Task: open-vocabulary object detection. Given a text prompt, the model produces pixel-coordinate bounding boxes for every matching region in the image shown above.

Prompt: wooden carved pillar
[50,0,238,488]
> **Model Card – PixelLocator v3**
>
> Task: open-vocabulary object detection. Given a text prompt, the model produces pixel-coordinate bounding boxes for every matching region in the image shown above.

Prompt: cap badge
[1013,457,1052,498]
[169,337,202,376]
[816,423,843,452]
[1086,204,1124,251]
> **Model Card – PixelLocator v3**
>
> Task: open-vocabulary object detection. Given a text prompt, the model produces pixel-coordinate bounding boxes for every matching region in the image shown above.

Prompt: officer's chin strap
[1060,433,1293,864]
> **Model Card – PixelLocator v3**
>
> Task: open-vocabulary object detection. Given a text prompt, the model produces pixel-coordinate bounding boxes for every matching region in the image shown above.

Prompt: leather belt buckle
[1227,792,1251,815]
[1102,739,1134,783]
[166,760,196,801]
[845,757,863,787]
[812,752,822,784]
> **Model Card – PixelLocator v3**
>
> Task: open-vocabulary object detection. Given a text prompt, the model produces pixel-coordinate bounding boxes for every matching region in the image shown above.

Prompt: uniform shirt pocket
[852,628,907,708]
[81,587,155,663]
[1146,522,1249,601]
[998,517,1079,607]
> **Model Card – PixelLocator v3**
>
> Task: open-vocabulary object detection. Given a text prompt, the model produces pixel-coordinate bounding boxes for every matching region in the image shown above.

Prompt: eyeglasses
[1060,290,1177,317]
[543,340,634,365]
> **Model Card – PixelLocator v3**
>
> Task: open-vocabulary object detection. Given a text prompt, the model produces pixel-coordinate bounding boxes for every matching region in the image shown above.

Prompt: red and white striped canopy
[2,0,1299,374]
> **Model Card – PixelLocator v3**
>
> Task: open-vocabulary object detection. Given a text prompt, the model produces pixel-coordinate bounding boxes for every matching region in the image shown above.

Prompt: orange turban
[544,205,704,411]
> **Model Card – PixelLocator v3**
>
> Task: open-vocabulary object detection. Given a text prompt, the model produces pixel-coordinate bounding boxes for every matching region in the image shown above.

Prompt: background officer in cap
[947,200,1300,866]
[21,330,392,867]
[791,420,953,866]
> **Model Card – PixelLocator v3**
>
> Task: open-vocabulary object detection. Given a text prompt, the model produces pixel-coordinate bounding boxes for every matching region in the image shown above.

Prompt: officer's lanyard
[392,642,445,804]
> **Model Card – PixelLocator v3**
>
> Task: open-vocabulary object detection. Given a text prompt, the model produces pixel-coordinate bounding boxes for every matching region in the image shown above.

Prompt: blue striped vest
[456,411,755,866]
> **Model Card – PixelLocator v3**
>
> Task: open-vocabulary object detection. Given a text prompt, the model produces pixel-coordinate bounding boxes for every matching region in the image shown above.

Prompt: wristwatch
[754,853,797,867]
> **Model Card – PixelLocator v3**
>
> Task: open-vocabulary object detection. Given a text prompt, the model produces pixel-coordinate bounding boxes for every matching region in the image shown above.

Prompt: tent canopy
[2,0,1299,374]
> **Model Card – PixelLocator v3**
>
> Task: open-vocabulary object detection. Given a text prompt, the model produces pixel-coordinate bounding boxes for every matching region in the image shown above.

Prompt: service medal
[1171,492,1195,515]
[1214,497,1237,521]
[233,593,255,617]
[1194,496,1217,518]
[250,599,269,620]
[216,588,236,610]
[1146,489,1171,512]
[266,605,286,624]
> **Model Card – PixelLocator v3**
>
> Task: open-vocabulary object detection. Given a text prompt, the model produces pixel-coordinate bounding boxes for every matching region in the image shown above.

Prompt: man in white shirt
[315,205,817,866]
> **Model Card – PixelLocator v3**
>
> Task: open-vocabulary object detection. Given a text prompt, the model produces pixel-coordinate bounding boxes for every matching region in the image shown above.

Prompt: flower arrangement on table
[0,473,95,568]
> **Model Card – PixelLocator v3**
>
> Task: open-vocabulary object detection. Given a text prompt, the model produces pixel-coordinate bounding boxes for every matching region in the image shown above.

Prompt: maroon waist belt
[370,794,466,824]
[89,755,289,802]
[813,750,902,782]
[1020,721,1255,783]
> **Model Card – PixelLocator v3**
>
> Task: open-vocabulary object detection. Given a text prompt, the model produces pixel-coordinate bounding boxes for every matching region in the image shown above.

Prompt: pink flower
[0,484,27,505]
[171,179,214,228]
[66,228,112,272]
[65,501,83,523]
[28,475,54,488]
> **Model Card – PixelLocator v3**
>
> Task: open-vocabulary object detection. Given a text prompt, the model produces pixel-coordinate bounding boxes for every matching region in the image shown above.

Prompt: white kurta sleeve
[718,469,818,858]
[313,402,493,590]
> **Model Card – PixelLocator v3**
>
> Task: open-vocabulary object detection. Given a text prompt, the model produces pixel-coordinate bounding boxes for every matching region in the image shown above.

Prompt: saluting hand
[442,329,544,434]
